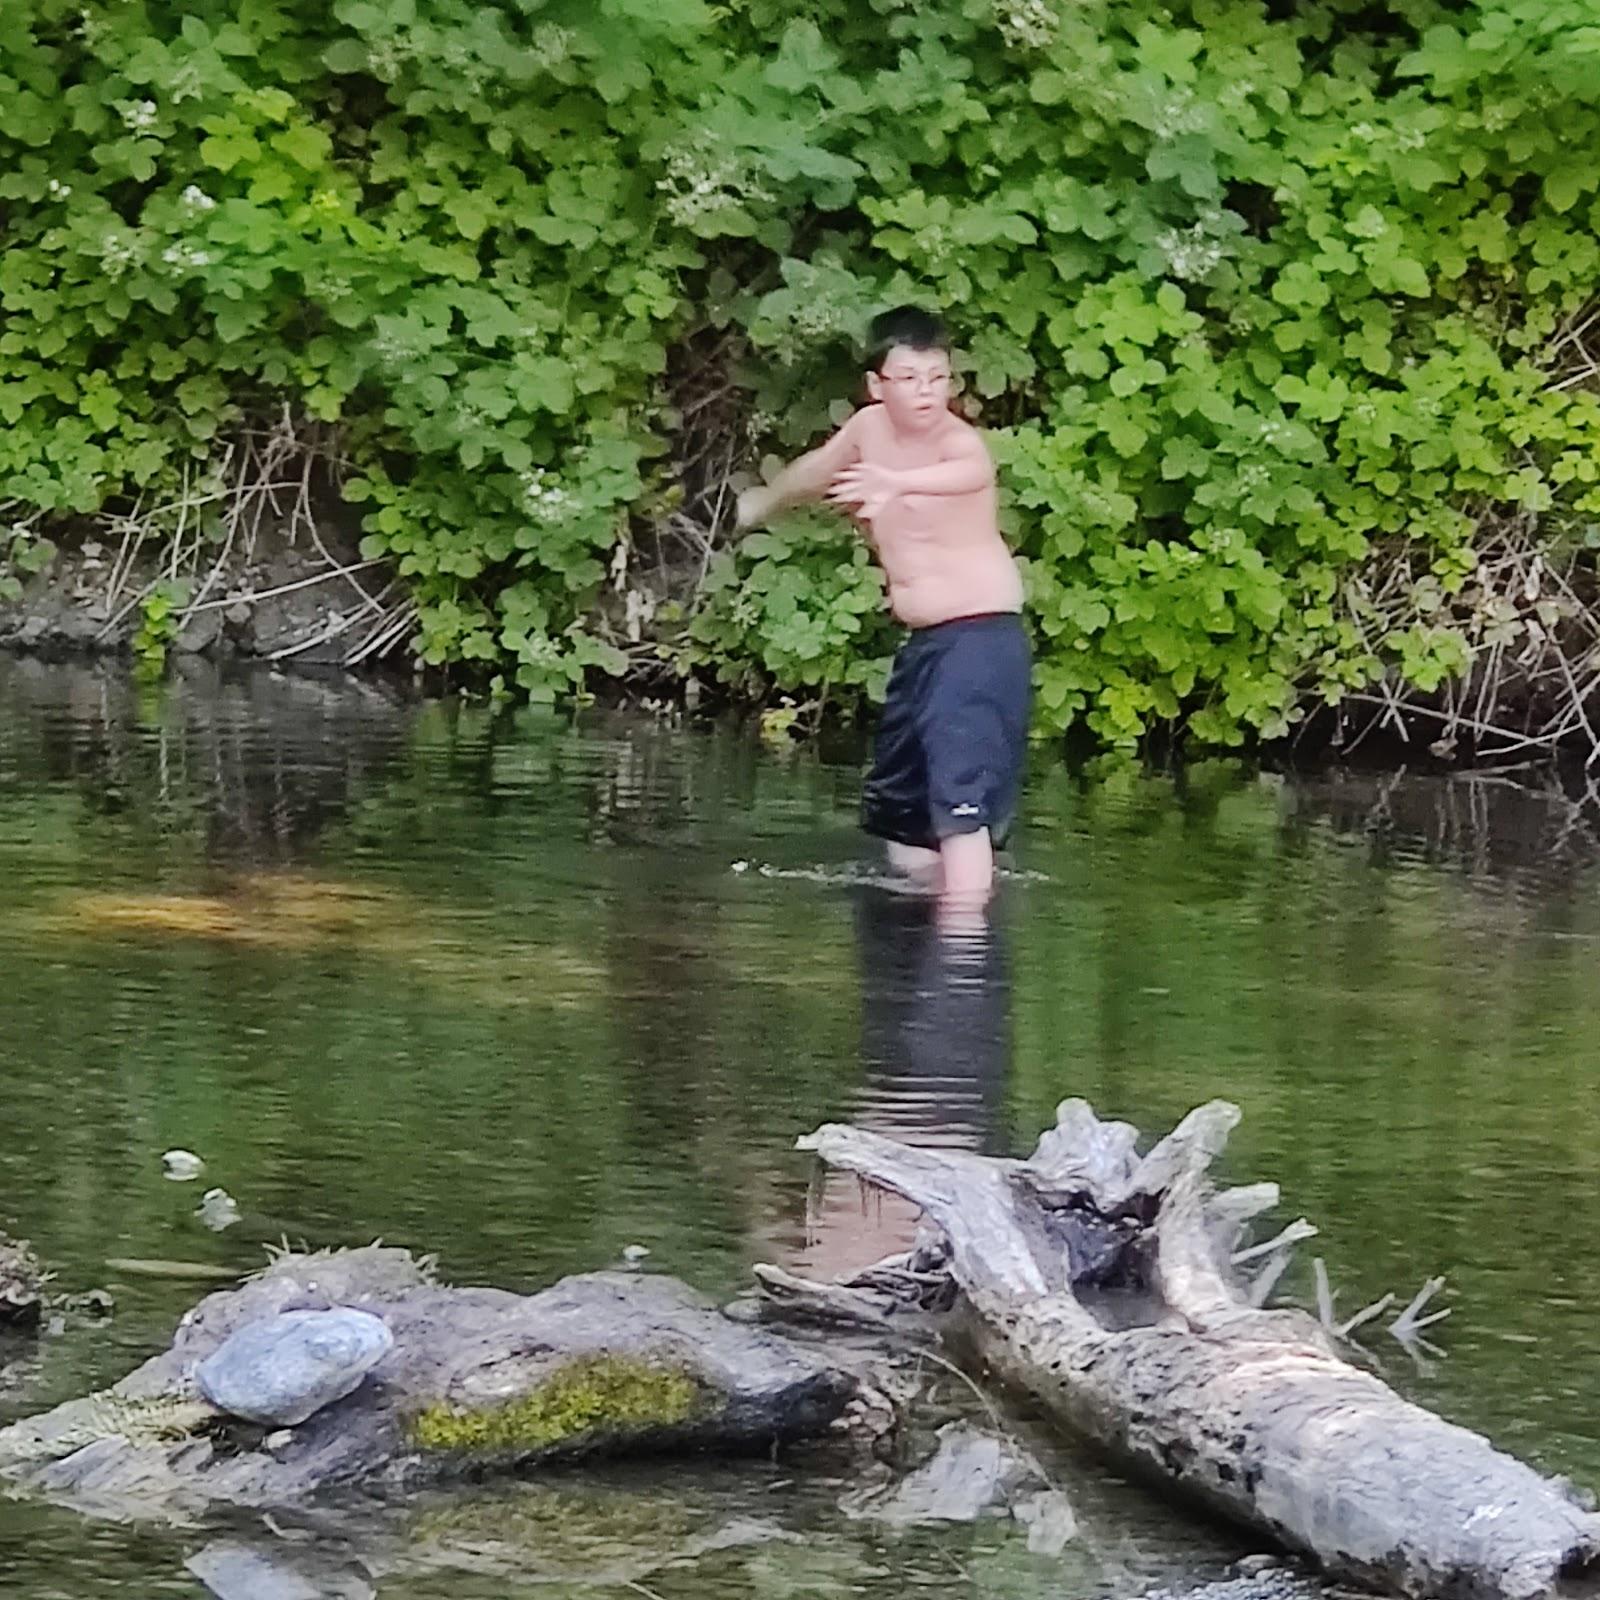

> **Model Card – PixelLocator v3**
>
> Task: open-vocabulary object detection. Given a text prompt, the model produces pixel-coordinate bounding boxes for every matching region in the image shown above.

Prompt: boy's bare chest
[855,413,951,469]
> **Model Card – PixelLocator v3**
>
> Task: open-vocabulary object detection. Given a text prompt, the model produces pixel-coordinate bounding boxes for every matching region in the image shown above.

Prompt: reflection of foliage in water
[29,874,607,1012]
[403,1476,729,1586]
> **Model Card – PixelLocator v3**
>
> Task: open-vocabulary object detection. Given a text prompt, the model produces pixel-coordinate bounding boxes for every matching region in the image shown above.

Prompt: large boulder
[0,1246,860,1523]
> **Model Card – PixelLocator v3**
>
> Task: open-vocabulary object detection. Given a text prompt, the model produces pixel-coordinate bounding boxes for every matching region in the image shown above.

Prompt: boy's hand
[827,463,900,522]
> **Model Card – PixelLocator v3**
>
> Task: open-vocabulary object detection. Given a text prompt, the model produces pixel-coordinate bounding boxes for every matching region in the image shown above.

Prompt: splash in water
[729,861,1050,887]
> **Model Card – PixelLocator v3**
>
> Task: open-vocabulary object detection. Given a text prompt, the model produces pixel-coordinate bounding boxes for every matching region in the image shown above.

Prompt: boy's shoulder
[938,410,987,446]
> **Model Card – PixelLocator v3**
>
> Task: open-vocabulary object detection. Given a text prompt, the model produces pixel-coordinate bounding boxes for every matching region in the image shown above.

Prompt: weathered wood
[791,1099,1600,1600]
[0,1245,859,1522]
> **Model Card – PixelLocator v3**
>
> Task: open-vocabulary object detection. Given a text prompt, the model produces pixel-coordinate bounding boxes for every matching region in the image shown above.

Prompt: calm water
[3,656,1600,1597]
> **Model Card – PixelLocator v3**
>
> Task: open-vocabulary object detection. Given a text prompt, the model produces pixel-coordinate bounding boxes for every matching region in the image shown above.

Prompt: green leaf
[200,131,260,172]
[322,38,369,73]
[272,125,332,170]
[1545,165,1595,214]
[1146,136,1219,200]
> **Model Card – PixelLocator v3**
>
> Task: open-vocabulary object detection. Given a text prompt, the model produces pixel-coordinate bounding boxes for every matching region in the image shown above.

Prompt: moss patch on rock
[412,1355,700,1454]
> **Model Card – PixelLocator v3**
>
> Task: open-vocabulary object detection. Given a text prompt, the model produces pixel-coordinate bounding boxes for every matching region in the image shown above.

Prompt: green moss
[411,1355,700,1453]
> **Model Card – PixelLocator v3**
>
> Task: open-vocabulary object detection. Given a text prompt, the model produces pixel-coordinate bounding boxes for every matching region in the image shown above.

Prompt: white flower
[1157,222,1227,281]
[46,178,72,199]
[520,468,578,524]
[1150,89,1207,139]
[100,231,145,278]
[160,242,211,270]
[368,38,410,78]
[122,100,158,133]
[373,331,414,364]
[658,138,770,228]
[169,62,203,102]
[995,0,1057,49]
[181,184,216,213]
[531,23,575,67]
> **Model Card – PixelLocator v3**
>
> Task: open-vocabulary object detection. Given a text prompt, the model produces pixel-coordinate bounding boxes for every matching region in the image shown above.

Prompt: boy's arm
[828,427,993,516]
[735,413,864,529]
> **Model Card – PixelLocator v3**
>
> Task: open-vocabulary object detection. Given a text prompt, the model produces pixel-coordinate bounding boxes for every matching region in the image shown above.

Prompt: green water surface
[3,656,1599,1597]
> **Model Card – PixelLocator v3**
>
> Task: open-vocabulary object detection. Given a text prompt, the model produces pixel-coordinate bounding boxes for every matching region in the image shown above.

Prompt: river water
[2,656,1599,1597]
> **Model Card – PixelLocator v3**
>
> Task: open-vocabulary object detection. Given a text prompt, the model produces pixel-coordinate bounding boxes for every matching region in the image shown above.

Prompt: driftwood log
[783,1099,1600,1600]
[0,1245,859,1521]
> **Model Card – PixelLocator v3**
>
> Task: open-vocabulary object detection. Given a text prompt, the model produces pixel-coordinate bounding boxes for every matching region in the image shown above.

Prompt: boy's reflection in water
[795,888,1012,1280]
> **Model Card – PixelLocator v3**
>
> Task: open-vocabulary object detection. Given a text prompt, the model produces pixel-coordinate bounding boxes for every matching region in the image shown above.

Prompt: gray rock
[196,1308,394,1426]
[0,1250,861,1519]
[1139,1569,1319,1600]
[175,609,224,653]
[842,1420,1043,1525]
[58,610,106,645]
[1013,1487,1078,1553]
[186,1541,376,1600]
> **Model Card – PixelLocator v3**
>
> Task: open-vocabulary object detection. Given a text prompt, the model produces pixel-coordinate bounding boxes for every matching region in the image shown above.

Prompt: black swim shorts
[860,612,1031,852]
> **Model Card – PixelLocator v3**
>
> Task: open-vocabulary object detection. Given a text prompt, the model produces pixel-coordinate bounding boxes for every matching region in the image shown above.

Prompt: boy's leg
[919,616,1031,914]
[861,636,939,870]
[886,840,942,886]
[936,829,994,933]
[938,827,993,898]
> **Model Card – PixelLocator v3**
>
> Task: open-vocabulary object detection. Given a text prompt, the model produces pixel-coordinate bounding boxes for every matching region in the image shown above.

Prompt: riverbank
[0,517,392,669]
[7,519,1600,774]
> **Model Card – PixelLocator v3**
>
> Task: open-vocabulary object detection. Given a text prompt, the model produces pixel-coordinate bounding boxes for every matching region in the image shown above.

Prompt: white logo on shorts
[951,803,980,817]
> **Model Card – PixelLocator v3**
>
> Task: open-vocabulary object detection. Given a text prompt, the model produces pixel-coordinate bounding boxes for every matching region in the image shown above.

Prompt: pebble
[162,1149,205,1182]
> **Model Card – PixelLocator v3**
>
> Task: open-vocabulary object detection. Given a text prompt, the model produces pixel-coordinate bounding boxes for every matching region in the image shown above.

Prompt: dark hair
[866,306,948,372]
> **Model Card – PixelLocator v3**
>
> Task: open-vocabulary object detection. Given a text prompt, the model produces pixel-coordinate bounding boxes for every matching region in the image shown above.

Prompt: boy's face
[866,344,952,433]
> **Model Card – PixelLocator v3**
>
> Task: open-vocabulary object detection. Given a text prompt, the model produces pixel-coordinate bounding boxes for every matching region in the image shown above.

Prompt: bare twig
[1391,1275,1451,1341]
[1231,1217,1317,1266]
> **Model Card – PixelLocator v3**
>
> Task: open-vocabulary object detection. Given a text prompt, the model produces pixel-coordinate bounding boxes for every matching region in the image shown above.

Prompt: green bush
[2,0,1598,741]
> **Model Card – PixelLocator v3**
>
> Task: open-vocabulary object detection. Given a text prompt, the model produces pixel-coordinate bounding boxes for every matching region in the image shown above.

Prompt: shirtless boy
[736,307,1030,908]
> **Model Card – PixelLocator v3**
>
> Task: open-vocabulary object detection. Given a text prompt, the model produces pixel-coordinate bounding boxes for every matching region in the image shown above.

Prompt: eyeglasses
[879,370,952,392]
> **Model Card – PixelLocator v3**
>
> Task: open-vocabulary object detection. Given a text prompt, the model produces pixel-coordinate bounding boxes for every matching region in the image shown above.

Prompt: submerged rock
[843,1420,1042,1525]
[840,1418,1078,1553]
[186,1541,377,1600]
[0,1233,46,1326]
